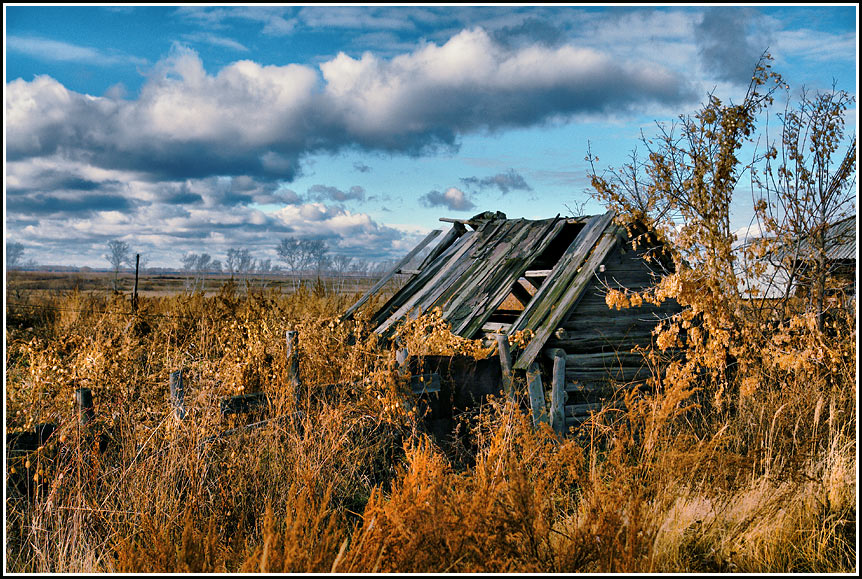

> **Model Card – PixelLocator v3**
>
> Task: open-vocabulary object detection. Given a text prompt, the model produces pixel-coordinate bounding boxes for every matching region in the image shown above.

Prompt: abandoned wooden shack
[342,210,682,436]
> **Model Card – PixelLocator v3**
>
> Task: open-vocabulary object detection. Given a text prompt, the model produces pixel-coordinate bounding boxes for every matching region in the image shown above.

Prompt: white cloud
[419,187,476,211]
[6,34,148,66]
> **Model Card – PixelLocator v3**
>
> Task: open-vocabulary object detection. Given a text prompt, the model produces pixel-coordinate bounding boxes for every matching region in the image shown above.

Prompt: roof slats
[513,226,622,371]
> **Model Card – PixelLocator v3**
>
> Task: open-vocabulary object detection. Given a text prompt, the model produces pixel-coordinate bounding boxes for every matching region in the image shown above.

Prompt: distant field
[4,269,401,299]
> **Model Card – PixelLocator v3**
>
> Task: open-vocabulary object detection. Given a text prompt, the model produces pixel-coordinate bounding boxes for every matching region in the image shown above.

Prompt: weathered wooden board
[456,219,568,338]
[374,230,481,334]
[341,228,442,322]
[509,211,615,336]
[513,227,622,371]
[370,228,473,328]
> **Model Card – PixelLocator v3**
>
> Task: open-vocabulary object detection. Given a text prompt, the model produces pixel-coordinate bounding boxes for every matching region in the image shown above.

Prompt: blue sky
[4,4,858,269]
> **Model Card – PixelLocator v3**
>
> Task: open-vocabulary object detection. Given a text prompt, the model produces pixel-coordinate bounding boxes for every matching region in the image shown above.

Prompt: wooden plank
[513,226,622,371]
[169,371,185,421]
[565,381,611,394]
[510,211,616,336]
[553,351,648,368]
[565,366,653,382]
[455,218,568,338]
[415,222,467,272]
[526,363,549,427]
[550,349,567,436]
[370,228,472,328]
[482,322,512,334]
[560,313,676,332]
[442,220,539,332]
[341,229,442,321]
[375,230,481,335]
[399,218,516,328]
[436,220,527,322]
[548,329,657,347]
[524,269,553,277]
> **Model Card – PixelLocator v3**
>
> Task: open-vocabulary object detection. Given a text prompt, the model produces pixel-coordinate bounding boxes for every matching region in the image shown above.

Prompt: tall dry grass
[5,282,856,573]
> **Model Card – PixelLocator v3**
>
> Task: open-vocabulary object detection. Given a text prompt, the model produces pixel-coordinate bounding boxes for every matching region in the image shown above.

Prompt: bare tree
[276,237,304,290]
[329,254,354,292]
[181,252,214,292]
[255,258,278,289]
[105,239,131,291]
[7,242,25,270]
[750,85,856,324]
[306,240,329,280]
[226,247,256,283]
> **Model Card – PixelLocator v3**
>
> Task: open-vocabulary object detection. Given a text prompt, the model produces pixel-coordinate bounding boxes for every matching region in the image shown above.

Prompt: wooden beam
[369,226,469,328]
[415,222,467,272]
[455,217,567,338]
[510,280,536,306]
[341,228,442,321]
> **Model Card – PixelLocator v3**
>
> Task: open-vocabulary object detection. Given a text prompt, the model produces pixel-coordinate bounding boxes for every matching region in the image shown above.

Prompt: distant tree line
[6,237,401,294]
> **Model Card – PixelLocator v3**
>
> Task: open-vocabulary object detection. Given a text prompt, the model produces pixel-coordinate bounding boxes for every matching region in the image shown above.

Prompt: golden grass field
[4,273,856,573]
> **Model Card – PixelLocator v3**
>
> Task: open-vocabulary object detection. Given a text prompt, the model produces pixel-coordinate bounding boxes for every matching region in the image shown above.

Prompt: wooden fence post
[132,253,140,313]
[75,387,95,425]
[169,370,186,420]
[495,334,515,400]
[286,330,302,402]
[550,349,567,437]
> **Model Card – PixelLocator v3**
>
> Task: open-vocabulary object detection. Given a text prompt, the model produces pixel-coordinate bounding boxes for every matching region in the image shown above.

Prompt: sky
[4,3,858,269]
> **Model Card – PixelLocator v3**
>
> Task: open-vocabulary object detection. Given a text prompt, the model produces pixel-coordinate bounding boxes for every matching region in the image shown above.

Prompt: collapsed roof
[343,209,655,371]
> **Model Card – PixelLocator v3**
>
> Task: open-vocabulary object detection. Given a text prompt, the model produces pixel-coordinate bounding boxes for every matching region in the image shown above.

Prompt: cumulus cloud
[319,27,695,151]
[273,203,404,256]
[461,169,532,194]
[308,184,366,203]
[7,30,694,178]
[419,187,476,211]
[5,26,699,266]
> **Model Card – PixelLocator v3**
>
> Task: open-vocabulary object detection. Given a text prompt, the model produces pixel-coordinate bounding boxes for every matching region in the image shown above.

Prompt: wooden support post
[75,387,95,425]
[132,253,140,313]
[526,363,549,427]
[495,334,515,399]
[169,370,186,420]
[550,349,567,437]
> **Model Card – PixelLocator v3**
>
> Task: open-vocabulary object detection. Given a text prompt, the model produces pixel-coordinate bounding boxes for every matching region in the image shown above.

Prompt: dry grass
[5,282,856,573]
